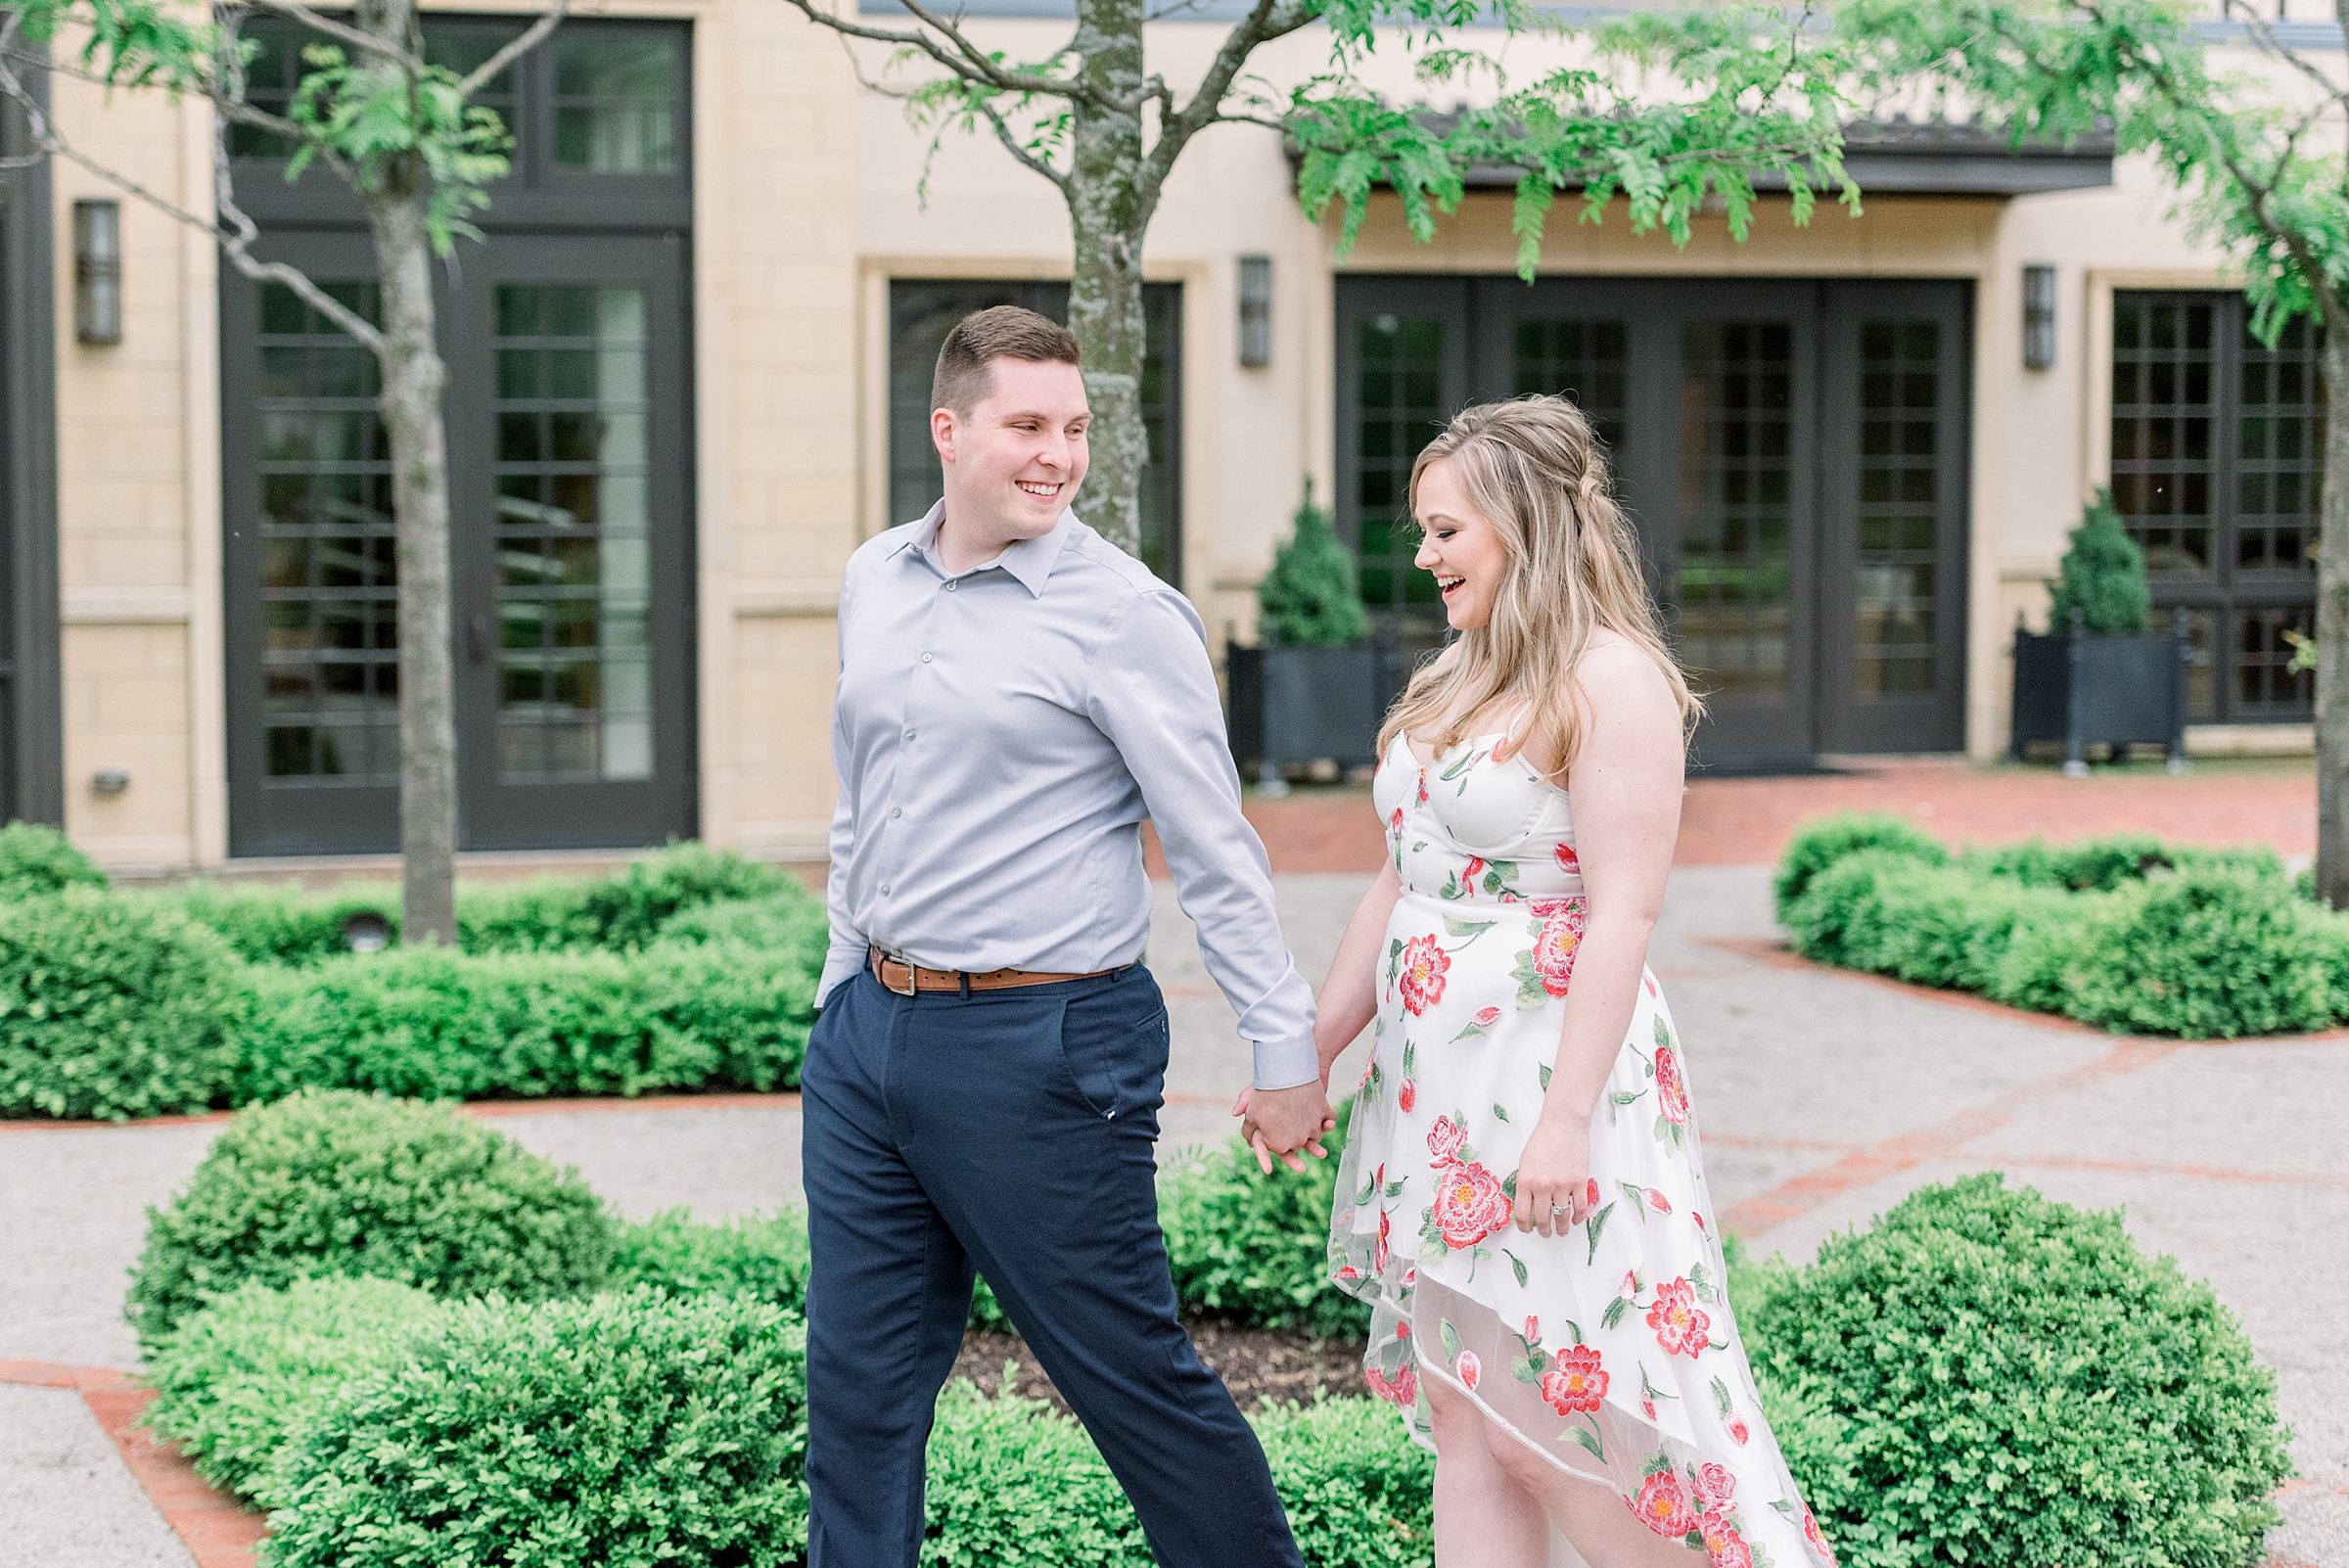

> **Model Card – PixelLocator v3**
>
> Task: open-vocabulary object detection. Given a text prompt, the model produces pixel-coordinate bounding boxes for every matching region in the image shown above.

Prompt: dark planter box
[1225,634,1402,779]
[2009,609,2191,774]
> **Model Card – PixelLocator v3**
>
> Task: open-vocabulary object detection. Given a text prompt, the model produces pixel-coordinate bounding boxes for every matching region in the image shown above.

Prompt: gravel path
[4,864,2342,1565]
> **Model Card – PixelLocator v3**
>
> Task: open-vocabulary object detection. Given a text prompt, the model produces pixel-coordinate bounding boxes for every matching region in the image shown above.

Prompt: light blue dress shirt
[816,502,1319,1090]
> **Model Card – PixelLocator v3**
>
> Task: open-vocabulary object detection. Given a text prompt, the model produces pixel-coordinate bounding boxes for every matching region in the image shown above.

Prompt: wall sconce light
[74,199,122,346]
[90,767,130,797]
[1238,254,1271,368]
[2022,263,2055,371]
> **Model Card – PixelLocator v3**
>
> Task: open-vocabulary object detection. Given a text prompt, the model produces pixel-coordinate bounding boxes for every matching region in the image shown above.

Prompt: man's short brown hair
[932,305,1082,417]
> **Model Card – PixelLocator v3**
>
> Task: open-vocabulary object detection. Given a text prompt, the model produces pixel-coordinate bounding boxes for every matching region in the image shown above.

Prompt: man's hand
[1232,1082,1337,1176]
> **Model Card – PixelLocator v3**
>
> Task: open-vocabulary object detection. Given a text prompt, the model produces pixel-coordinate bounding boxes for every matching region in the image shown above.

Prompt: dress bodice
[1371,731,1584,904]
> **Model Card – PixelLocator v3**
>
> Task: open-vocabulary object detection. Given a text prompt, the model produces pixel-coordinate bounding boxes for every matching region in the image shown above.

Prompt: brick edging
[0,1360,265,1568]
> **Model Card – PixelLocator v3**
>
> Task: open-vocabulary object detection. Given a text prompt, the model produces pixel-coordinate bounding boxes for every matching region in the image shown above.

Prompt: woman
[1310,397,1833,1566]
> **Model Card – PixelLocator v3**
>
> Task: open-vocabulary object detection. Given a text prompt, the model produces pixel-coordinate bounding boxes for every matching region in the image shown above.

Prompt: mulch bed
[951,1323,1365,1413]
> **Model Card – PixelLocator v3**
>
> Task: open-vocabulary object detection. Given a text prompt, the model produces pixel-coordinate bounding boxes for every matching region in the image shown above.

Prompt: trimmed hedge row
[1776,813,2341,1037]
[0,843,828,1122]
[133,1096,2288,1568]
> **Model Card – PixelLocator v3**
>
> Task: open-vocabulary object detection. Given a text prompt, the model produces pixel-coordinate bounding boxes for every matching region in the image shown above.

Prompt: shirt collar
[892,501,1075,598]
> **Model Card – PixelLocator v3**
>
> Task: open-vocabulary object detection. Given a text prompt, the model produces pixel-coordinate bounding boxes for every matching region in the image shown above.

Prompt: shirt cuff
[815,936,867,1010]
[1251,1033,1320,1092]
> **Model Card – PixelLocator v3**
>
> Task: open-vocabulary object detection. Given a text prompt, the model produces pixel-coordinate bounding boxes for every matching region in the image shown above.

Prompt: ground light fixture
[1239,254,1271,367]
[343,909,393,952]
[2023,262,2056,371]
[73,199,122,346]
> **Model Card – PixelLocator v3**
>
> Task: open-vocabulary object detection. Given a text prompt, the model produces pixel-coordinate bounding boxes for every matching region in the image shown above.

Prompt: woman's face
[1412,456,1510,631]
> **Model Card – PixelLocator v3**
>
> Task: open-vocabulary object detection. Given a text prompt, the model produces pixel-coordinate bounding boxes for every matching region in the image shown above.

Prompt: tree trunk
[1066,0,1150,561]
[363,197,459,944]
[2318,323,2349,906]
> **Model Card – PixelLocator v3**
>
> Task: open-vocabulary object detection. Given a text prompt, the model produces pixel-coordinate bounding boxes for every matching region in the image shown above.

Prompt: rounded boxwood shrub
[125,1088,615,1341]
[1773,811,1949,914]
[1256,1398,1435,1567]
[462,842,794,954]
[159,881,403,966]
[1743,1174,2291,1568]
[608,1206,812,1314]
[262,1290,810,1568]
[141,1274,439,1505]
[0,887,246,1122]
[922,1382,1151,1567]
[1161,1100,1370,1340]
[0,821,108,897]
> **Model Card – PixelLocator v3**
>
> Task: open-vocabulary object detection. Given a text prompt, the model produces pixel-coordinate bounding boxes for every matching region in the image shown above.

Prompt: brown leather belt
[869,945,1116,997]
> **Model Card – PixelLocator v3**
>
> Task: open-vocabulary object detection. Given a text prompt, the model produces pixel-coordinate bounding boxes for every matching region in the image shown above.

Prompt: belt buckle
[879,950,918,997]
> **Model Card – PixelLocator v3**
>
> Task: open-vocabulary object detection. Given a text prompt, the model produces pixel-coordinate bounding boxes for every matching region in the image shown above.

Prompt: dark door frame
[1333,273,1973,764]
[0,52,62,826]
[220,16,698,855]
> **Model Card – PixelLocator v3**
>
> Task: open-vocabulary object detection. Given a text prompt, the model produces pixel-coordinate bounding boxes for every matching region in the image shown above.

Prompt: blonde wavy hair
[1376,395,1700,783]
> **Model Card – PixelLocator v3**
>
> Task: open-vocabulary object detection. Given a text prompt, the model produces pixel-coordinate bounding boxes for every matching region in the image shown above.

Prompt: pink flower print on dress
[1398,1077,1417,1112]
[1554,842,1581,874]
[1654,1043,1691,1125]
[1692,1211,1707,1234]
[1432,1159,1512,1250]
[1705,1525,1754,1568]
[1416,770,1430,806]
[1586,1178,1601,1212]
[1690,1462,1735,1512]
[1426,1114,1466,1165]
[1398,935,1451,1016]
[1727,1413,1750,1446]
[1643,1187,1674,1216]
[1473,1005,1500,1028]
[1524,1316,1541,1344]
[1803,1506,1836,1564]
[1628,1469,1695,1539]
[1365,1359,1419,1409]
[1374,1208,1391,1272]
[1646,1276,1711,1360]
[1528,898,1589,996]
[1335,1265,1362,1281]
[1541,1344,1608,1414]
[1455,1349,1481,1390]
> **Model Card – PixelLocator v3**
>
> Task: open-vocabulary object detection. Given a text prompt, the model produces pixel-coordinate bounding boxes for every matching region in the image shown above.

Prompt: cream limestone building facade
[6,4,2317,871]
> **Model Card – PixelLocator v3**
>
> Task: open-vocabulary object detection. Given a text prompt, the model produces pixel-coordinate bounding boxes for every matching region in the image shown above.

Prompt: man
[805,305,1336,1568]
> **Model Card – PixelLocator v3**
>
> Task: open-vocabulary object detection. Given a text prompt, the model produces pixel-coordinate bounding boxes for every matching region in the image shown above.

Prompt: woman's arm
[1237,858,1403,1172]
[1508,641,1685,1238]
[1313,858,1405,1080]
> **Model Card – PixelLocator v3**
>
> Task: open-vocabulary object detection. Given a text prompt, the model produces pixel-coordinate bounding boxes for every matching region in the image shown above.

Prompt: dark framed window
[2111,291,2317,721]
[886,280,1182,586]
[220,20,696,856]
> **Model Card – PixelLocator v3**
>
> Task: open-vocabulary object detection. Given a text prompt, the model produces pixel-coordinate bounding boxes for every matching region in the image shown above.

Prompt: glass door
[445,235,695,849]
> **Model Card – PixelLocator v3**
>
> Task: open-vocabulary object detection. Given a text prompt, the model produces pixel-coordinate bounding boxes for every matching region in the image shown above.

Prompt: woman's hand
[1511,1108,1591,1238]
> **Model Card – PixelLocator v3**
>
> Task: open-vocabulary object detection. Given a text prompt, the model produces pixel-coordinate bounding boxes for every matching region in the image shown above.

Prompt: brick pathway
[1145,756,2317,874]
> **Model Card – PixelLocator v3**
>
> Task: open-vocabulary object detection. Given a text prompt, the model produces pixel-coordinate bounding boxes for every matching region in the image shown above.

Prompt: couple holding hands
[805,306,1835,1568]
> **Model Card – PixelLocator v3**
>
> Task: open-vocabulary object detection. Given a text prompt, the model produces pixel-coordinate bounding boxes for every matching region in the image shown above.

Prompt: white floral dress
[1329,733,1836,1568]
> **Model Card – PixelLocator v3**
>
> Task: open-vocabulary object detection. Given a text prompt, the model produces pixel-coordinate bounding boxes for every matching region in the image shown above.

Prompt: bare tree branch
[973,92,1069,191]
[1135,0,1312,218]
[0,14,386,351]
[458,0,569,98]
[2220,0,2349,115]
[244,0,419,65]
[777,0,1109,106]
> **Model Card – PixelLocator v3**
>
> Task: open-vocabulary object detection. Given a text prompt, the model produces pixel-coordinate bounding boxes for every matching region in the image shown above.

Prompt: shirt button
[892,807,902,818]
[945,580,959,592]
[881,884,892,896]
[904,729,916,742]
[921,653,933,663]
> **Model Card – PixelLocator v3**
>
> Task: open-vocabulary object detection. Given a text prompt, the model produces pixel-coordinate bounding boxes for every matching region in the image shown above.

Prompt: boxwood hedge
[1776,813,2343,1037]
[1743,1173,2291,1568]
[126,1089,614,1342]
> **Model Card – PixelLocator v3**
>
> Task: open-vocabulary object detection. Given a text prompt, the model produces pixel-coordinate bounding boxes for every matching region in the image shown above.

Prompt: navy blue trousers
[802,964,1304,1568]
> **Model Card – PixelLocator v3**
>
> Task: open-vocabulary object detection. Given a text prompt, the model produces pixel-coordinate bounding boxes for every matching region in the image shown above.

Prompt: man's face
[933,357,1091,543]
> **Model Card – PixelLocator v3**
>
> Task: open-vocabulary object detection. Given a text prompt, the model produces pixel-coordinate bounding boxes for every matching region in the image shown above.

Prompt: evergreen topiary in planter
[1226,481,1396,791]
[2010,490,2191,774]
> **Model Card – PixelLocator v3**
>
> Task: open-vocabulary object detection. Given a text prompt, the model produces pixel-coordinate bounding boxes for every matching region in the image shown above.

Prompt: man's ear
[931,406,958,467]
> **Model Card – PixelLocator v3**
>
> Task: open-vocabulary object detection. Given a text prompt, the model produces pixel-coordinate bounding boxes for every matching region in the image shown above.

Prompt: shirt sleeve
[815,578,867,1010]
[1085,589,1319,1089]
